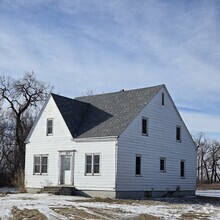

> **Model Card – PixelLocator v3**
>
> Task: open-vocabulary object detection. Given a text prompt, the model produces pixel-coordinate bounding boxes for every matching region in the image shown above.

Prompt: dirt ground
[4,195,220,220]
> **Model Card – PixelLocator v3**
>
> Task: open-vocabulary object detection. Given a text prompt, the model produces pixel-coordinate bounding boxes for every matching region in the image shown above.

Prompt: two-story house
[25,84,196,198]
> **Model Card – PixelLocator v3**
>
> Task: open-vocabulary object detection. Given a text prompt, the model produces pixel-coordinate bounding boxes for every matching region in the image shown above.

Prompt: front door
[60,155,72,185]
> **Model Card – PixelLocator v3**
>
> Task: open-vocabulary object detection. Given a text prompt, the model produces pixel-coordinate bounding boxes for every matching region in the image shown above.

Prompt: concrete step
[43,186,75,196]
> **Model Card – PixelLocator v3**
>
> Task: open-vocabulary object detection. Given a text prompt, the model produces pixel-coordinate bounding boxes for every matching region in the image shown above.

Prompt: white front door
[60,155,72,185]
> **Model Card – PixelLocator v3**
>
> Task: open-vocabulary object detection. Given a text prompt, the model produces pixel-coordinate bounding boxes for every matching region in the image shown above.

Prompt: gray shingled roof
[52,85,163,139]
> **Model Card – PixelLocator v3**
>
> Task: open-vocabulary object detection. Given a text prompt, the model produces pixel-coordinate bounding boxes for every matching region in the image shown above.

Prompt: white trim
[160,157,166,172]
[25,93,52,143]
[58,152,75,185]
[85,153,101,175]
[176,125,182,142]
[135,154,142,177]
[46,118,54,136]
[73,136,118,142]
[58,150,75,155]
[141,117,148,136]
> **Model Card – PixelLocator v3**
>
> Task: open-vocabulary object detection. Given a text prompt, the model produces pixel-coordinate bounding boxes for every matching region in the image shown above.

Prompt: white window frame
[160,157,166,172]
[135,154,142,176]
[46,118,53,136]
[33,154,48,175]
[142,117,148,136]
[85,154,101,175]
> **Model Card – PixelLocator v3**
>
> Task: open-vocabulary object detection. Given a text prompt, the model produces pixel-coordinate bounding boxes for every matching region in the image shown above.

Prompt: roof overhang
[73,136,118,143]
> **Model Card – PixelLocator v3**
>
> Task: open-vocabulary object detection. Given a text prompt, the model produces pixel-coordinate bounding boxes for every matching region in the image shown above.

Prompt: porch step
[43,186,75,196]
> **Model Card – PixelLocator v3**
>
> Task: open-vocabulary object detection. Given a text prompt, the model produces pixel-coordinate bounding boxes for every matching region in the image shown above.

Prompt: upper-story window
[142,117,148,136]
[47,118,53,136]
[176,126,181,142]
[162,92,165,105]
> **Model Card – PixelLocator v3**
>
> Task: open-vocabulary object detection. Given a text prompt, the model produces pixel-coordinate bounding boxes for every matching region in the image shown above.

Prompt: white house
[25,84,196,198]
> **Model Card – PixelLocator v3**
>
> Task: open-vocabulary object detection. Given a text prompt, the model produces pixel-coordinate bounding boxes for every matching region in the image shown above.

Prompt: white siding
[25,96,116,191]
[117,87,196,192]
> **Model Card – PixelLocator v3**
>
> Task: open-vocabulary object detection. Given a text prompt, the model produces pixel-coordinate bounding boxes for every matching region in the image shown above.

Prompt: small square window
[47,119,53,136]
[160,158,166,172]
[142,117,148,136]
[176,126,181,142]
[136,155,141,176]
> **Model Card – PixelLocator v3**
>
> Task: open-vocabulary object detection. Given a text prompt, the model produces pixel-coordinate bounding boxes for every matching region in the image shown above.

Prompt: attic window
[142,117,148,136]
[47,119,53,136]
[162,93,165,105]
[176,126,181,142]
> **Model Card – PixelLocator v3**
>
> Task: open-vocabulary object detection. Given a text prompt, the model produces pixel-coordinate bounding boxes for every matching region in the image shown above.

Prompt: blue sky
[0,0,220,140]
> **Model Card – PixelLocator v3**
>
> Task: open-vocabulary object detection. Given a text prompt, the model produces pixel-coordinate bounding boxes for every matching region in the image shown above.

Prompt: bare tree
[194,132,209,182]
[0,72,51,189]
[195,133,220,184]
[207,140,220,183]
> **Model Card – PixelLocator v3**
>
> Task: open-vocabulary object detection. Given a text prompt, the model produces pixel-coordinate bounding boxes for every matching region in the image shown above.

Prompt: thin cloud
[0,0,220,139]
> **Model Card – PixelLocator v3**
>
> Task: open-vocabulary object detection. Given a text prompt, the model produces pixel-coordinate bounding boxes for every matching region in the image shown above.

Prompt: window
[47,119,53,135]
[162,93,165,105]
[93,154,100,174]
[85,154,100,175]
[34,155,48,175]
[136,155,141,176]
[142,117,148,135]
[65,156,71,171]
[180,160,185,178]
[160,158,166,172]
[176,126,181,142]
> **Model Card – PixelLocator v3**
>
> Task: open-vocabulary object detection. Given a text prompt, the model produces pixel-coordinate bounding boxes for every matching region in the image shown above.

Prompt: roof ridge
[75,84,164,99]
[51,93,74,101]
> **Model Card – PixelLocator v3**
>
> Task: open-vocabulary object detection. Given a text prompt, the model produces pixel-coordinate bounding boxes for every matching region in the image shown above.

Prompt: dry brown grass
[73,197,161,206]
[52,206,161,220]
[12,169,27,193]
[180,211,211,220]
[9,206,47,220]
[138,214,161,220]
[52,206,102,220]
[197,183,220,190]
[89,207,131,219]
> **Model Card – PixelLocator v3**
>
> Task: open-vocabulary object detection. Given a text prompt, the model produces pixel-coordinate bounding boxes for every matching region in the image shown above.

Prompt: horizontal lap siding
[25,97,116,191]
[116,87,196,191]
[74,141,116,190]
[25,97,75,188]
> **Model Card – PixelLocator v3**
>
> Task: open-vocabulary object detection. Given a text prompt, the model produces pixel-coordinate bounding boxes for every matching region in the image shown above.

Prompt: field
[0,190,220,219]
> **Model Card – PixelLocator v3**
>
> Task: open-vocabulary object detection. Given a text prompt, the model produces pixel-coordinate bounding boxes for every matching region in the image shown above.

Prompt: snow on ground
[0,188,18,193]
[196,190,220,198]
[0,190,220,219]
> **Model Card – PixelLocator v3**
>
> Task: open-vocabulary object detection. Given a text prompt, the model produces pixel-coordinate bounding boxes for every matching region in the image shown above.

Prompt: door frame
[58,150,75,185]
